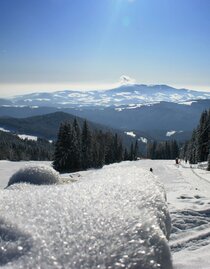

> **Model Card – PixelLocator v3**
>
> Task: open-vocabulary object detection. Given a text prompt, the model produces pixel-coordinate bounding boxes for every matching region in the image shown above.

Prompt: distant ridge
[4,84,210,108]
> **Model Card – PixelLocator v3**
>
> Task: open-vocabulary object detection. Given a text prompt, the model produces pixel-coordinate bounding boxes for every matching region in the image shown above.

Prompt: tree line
[147,140,179,160]
[53,119,139,173]
[180,109,210,170]
[0,131,54,161]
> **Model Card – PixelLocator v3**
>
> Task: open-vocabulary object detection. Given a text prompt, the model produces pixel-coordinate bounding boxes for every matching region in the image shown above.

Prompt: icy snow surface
[138,160,210,269]
[1,160,210,268]
[0,161,172,269]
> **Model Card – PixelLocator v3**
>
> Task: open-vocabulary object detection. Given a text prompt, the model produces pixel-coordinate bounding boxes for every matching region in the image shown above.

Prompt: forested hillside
[0,131,54,161]
[147,140,179,160]
[53,119,139,173]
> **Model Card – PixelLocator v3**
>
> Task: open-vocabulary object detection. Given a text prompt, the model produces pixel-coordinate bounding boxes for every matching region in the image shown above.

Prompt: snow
[166,131,183,137]
[124,131,136,137]
[0,126,38,141]
[1,160,210,268]
[178,101,197,106]
[139,137,148,144]
[166,131,176,137]
[0,161,51,189]
[0,161,172,269]
[10,84,210,108]
[138,160,210,269]
[0,127,10,132]
[7,165,60,187]
[17,134,38,141]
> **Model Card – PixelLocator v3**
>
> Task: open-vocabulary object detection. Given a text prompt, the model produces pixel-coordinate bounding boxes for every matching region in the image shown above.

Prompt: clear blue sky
[0,0,210,96]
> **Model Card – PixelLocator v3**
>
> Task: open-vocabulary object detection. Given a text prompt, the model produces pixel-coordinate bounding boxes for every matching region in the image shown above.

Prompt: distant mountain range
[0,84,209,143]
[2,84,210,108]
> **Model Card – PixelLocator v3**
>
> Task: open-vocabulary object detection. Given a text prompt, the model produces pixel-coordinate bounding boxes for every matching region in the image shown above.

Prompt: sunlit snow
[1,160,210,268]
[0,161,172,269]
[139,137,148,144]
[166,131,183,137]
[124,131,136,137]
[17,134,38,141]
[166,131,176,137]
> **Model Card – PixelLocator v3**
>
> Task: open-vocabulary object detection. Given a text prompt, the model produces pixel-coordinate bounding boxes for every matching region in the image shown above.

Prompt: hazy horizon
[0,80,210,98]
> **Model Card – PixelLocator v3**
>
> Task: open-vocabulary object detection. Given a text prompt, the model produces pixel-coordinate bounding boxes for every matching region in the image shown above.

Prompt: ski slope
[0,160,210,268]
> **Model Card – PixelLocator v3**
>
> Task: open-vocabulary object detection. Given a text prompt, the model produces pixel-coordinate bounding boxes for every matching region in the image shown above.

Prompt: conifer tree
[188,130,197,164]
[81,120,93,169]
[124,148,129,161]
[207,153,210,171]
[53,122,70,172]
[73,118,82,170]
[134,140,139,160]
[129,142,134,161]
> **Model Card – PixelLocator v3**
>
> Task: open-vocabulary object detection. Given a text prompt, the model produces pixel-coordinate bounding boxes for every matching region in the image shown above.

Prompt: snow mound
[7,165,60,187]
[1,162,172,269]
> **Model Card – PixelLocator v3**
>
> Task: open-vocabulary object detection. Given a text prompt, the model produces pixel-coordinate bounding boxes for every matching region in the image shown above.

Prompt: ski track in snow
[139,160,210,269]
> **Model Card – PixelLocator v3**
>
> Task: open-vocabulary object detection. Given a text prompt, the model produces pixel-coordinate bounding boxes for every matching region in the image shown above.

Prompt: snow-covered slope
[8,84,210,108]
[0,162,172,269]
[1,160,210,268]
[138,160,210,269]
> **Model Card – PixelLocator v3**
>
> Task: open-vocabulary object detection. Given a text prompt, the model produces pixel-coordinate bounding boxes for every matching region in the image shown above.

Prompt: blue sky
[0,0,210,96]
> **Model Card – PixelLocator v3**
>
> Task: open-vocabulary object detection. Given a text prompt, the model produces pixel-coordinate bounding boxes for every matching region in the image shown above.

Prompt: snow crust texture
[7,165,60,187]
[1,162,172,269]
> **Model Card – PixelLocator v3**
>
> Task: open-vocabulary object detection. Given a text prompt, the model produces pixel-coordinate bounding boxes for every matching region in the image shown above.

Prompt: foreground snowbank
[7,165,60,187]
[0,162,172,269]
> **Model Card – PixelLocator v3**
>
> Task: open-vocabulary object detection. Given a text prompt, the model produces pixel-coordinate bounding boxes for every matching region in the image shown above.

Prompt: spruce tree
[81,120,93,169]
[196,110,208,162]
[129,142,134,161]
[53,123,70,172]
[207,153,210,171]
[53,122,79,172]
[73,118,82,170]
[124,148,129,161]
[188,130,197,164]
[134,140,139,160]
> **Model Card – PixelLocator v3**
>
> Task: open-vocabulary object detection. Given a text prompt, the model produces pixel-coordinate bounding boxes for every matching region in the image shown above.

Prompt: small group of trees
[53,119,139,173]
[180,109,210,169]
[147,140,179,160]
[0,131,54,161]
